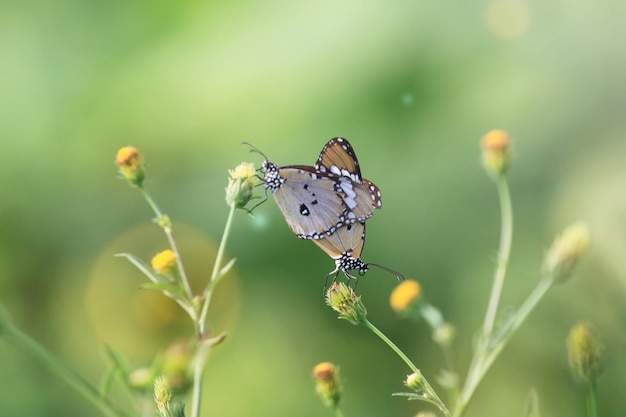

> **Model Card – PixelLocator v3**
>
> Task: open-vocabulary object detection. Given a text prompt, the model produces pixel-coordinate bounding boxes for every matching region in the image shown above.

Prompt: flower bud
[161,341,193,394]
[544,222,590,283]
[312,362,342,408]
[128,366,156,391]
[154,375,172,417]
[151,249,177,275]
[325,282,367,325]
[225,162,258,210]
[390,279,422,315]
[480,129,511,177]
[567,322,603,383]
[115,146,145,187]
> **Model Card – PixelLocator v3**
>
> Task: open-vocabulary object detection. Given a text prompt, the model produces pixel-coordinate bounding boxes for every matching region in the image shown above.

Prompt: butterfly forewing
[315,137,363,183]
[270,166,352,239]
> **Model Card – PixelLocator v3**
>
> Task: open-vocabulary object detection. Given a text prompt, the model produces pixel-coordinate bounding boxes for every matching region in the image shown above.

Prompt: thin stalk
[138,185,194,303]
[455,176,513,417]
[362,318,417,373]
[199,202,237,334]
[1,320,130,417]
[333,406,346,417]
[190,202,237,417]
[586,379,598,417]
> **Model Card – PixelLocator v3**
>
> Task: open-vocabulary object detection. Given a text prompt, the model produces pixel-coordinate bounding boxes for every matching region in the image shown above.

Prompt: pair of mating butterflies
[249,137,402,284]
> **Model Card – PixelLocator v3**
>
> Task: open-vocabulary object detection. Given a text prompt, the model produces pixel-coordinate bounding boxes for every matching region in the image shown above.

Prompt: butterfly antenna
[366,263,404,282]
[241,141,269,160]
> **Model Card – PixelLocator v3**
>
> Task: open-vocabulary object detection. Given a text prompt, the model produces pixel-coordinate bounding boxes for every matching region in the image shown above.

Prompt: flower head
[325,282,367,325]
[115,146,145,187]
[151,250,177,275]
[161,340,193,394]
[567,321,603,383]
[226,162,258,210]
[544,222,590,283]
[390,279,422,315]
[154,375,172,417]
[481,129,511,177]
[312,362,342,408]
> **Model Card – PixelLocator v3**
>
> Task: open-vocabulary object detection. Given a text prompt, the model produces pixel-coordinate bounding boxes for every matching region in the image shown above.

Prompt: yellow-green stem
[362,318,417,373]
[1,320,130,417]
[138,185,195,304]
[190,202,237,417]
[587,378,598,417]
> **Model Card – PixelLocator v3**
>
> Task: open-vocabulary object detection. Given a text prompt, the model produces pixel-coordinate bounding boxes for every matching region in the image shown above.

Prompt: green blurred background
[1,0,625,416]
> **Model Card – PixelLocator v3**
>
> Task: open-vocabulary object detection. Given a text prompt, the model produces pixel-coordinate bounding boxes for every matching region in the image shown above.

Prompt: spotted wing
[312,222,368,274]
[315,137,382,215]
[270,166,353,239]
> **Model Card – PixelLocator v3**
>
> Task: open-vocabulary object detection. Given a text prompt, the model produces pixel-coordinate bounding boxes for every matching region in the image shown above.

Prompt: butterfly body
[312,221,369,281]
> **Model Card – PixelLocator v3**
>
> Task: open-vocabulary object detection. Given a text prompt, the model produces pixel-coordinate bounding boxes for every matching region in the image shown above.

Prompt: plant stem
[587,379,598,417]
[1,320,130,417]
[190,202,237,417]
[455,176,513,417]
[199,202,237,335]
[333,405,346,417]
[138,185,195,304]
[362,318,417,373]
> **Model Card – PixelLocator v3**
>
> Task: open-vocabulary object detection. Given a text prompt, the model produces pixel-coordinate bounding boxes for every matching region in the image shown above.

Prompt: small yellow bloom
[567,321,603,382]
[154,375,172,417]
[115,146,145,186]
[544,222,590,283]
[312,362,341,408]
[390,279,422,313]
[325,282,367,325]
[480,129,511,177]
[151,249,177,274]
[226,162,258,210]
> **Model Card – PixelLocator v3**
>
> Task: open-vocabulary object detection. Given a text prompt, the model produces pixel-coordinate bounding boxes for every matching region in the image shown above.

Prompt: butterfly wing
[269,165,353,239]
[312,221,368,275]
[315,137,382,216]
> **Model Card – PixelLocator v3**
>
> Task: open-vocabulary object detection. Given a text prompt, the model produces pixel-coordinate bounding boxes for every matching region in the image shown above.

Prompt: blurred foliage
[1,0,625,416]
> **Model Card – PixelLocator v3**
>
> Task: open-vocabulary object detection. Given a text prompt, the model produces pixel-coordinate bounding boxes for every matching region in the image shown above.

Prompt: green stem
[362,318,417,373]
[586,378,598,417]
[482,177,513,339]
[138,185,195,304]
[199,202,237,335]
[455,176,513,417]
[1,320,130,417]
[190,202,237,417]
[333,405,346,417]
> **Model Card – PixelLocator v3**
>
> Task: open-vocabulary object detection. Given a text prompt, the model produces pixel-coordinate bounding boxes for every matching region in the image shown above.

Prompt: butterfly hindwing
[312,221,368,277]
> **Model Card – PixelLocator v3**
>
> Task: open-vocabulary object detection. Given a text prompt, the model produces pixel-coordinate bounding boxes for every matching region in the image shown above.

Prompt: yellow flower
[567,322,603,382]
[312,362,341,408]
[151,250,177,274]
[115,146,145,186]
[154,375,172,417]
[544,222,590,283]
[226,162,258,210]
[390,279,422,314]
[480,129,511,177]
[325,282,367,325]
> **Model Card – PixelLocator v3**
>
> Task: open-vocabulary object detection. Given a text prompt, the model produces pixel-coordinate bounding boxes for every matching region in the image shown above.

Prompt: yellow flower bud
[226,162,258,210]
[115,146,145,187]
[481,129,511,177]
[567,322,603,383]
[312,362,341,408]
[390,279,422,314]
[544,222,590,283]
[151,250,177,274]
[325,282,367,325]
[154,375,172,417]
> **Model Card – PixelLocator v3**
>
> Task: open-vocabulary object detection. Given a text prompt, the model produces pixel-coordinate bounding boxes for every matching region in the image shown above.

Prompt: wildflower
[225,162,258,210]
[312,362,342,408]
[480,129,511,177]
[567,322,603,383]
[406,370,427,392]
[390,279,422,315]
[544,222,590,283]
[154,375,172,417]
[151,250,177,274]
[325,282,367,325]
[115,146,145,187]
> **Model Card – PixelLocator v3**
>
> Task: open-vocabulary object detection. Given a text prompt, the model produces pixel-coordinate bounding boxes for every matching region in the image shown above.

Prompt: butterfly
[312,220,404,287]
[244,138,382,240]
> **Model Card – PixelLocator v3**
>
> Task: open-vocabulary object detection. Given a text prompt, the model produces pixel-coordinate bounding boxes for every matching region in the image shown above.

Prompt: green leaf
[219,258,237,277]
[115,253,161,284]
